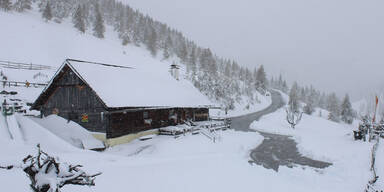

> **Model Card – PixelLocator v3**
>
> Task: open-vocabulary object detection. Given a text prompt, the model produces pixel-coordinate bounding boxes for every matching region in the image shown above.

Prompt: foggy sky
[122,0,384,101]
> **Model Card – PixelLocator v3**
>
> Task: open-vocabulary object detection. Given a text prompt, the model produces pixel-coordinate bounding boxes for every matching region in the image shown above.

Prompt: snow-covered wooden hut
[32,59,212,146]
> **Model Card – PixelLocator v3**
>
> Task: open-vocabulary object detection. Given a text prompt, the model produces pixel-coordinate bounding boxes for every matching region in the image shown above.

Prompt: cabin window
[143,111,149,119]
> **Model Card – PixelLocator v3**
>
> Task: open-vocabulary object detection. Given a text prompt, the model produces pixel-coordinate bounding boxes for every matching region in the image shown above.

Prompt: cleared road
[232,90,331,171]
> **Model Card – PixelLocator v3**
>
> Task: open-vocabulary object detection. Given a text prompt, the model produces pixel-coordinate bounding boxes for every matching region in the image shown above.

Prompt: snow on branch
[286,108,303,129]
[0,144,101,192]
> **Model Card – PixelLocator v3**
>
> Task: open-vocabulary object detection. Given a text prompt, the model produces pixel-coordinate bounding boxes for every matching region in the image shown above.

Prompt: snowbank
[31,115,104,150]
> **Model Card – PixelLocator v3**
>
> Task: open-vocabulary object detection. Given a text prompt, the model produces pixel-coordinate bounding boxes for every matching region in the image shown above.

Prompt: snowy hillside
[0,10,270,116]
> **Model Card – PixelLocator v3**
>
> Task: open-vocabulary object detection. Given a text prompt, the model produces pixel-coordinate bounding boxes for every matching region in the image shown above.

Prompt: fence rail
[1,80,48,88]
[0,60,53,70]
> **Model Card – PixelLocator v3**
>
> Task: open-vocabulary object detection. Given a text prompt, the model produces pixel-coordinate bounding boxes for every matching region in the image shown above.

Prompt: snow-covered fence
[210,117,231,129]
[1,80,48,88]
[0,60,53,70]
[199,127,221,143]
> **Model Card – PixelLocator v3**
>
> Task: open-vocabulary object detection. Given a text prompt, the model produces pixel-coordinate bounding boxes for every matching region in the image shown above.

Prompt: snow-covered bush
[0,144,101,192]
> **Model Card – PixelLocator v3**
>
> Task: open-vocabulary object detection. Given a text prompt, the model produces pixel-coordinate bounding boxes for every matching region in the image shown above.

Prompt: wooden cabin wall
[107,107,209,139]
[193,108,209,121]
[41,66,108,133]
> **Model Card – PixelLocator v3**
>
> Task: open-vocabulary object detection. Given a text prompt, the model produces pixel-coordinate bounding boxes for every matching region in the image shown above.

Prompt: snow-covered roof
[63,59,211,108]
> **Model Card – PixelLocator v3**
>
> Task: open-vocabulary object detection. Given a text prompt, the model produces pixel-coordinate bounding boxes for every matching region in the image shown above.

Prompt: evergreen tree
[255,65,267,91]
[72,5,86,33]
[92,3,105,38]
[303,102,314,115]
[288,82,300,113]
[189,46,197,76]
[0,0,12,11]
[42,1,53,21]
[13,0,32,12]
[162,43,170,59]
[224,61,231,77]
[303,86,316,115]
[179,42,188,63]
[327,93,341,122]
[340,94,354,124]
[145,26,157,56]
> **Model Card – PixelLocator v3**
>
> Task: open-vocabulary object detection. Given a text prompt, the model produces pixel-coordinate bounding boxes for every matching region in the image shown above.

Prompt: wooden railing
[0,60,53,70]
[1,80,48,88]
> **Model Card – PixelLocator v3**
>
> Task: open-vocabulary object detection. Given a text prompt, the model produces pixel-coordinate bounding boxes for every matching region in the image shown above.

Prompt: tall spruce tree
[13,0,32,12]
[0,0,12,11]
[255,65,267,91]
[288,82,300,112]
[340,94,354,124]
[42,1,53,21]
[327,93,341,122]
[72,5,86,33]
[92,3,105,38]
[145,26,157,56]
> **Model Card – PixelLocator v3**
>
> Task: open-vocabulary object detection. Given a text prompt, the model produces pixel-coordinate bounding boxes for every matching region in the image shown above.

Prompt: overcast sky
[122,0,384,101]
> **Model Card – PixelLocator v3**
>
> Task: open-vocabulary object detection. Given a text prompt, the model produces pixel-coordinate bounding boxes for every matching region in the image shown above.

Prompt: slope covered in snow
[0,10,270,116]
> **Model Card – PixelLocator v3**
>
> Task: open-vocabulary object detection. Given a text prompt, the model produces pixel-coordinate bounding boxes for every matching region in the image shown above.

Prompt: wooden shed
[32,59,211,145]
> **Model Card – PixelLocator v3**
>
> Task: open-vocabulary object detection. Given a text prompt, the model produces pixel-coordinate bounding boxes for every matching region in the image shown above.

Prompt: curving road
[231,90,285,132]
[232,90,331,171]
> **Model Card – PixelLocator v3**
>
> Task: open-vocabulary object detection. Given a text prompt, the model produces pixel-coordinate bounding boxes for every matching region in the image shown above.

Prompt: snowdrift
[31,115,105,150]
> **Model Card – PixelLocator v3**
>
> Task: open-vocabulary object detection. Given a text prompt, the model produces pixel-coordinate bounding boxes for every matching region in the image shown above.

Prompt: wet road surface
[232,90,332,171]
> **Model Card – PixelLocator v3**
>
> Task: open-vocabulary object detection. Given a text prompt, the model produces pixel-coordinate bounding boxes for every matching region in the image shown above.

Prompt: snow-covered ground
[0,110,378,192]
[0,114,266,192]
[250,106,375,191]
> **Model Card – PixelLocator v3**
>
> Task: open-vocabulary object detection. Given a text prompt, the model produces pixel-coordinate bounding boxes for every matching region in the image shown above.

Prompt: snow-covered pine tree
[145,26,157,56]
[303,86,316,115]
[188,46,197,76]
[255,65,267,93]
[13,0,32,12]
[199,48,216,73]
[72,4,86,33]
[288,82,300,112]
[42,1,53,21]
[340,94,354,124]
[327,93,341,122]
[92,3,105,38]
[178,41,188,63]
[116,6,132,46]
[49,0,73,22]
[0,0,12,11]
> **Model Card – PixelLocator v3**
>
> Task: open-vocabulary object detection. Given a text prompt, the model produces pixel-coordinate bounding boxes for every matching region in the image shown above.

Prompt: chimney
[170,63,180,80]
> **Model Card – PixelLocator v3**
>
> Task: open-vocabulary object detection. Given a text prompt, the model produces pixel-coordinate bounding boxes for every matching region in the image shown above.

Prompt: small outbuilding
[32,59,212,146]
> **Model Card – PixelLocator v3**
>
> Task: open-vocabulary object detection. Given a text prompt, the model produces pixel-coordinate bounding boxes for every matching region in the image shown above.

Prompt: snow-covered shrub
[0,144,101,192]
